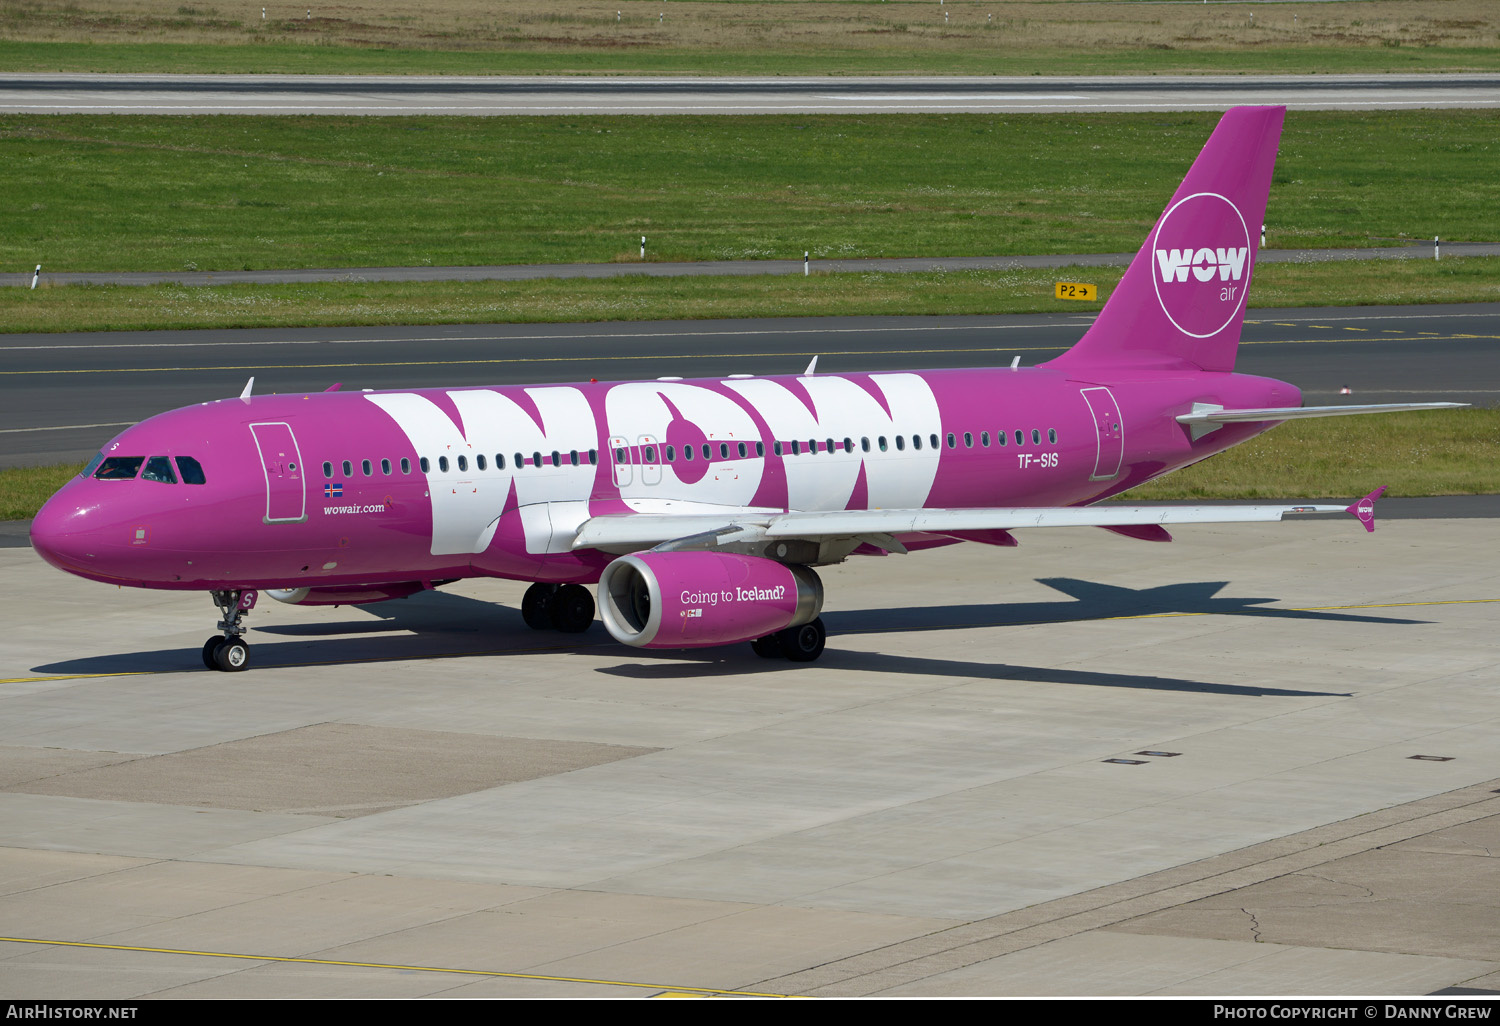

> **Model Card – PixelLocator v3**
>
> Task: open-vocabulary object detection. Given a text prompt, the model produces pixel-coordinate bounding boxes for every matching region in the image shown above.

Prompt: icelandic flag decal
[324,482,343,497]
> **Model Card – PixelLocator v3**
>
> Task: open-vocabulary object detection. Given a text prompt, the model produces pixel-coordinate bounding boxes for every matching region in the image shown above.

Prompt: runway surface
[2,73,1497,115]
[1,303,1495,468]
[1,517,1497,997]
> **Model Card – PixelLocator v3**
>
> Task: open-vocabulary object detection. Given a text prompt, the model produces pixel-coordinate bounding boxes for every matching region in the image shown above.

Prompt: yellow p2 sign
[1054,282,1097,301]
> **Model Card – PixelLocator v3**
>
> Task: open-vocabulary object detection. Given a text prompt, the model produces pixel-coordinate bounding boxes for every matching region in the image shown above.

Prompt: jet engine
[597,551,822,649]
[266,582,427,606]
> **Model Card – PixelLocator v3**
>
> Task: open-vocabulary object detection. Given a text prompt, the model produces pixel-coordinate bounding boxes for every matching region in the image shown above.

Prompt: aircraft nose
[30,487,100,575]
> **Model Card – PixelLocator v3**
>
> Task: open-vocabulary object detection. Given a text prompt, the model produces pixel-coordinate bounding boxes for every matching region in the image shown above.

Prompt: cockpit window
[95,456,144,480]
[81,453,105,478]
[177,456,206,485]
[142,456,177,484]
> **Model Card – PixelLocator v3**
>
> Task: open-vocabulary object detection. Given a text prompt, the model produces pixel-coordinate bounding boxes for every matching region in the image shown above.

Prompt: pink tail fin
[1346,486,1387,533]
[1047,106,1284,374]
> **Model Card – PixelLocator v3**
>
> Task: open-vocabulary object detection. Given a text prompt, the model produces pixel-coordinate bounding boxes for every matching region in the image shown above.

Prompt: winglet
[239,376,255,401]
[1345,486,1387,533]
[804,356,818,376]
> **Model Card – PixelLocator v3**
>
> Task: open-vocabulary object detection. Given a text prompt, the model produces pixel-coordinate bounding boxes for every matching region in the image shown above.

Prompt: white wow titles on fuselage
[358,374,1066,556]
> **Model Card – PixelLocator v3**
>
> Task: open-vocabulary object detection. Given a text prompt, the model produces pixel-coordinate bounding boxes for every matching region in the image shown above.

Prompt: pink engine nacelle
[598,551,823,650]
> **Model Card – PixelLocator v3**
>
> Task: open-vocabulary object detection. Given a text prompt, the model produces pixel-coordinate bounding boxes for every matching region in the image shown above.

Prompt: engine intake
[598,551,822,650]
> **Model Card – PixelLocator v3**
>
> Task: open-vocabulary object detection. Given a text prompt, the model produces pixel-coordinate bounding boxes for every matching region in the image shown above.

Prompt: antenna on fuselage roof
[803,356,818,375]
[239,376,255,400]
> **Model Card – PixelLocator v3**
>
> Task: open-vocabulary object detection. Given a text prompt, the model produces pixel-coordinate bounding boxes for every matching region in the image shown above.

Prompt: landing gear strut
[521,582,595,634]
[203,589,256,672]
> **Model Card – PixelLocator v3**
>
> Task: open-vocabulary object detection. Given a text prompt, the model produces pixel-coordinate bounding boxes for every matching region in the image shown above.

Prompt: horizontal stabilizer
[1177,402,1467,425]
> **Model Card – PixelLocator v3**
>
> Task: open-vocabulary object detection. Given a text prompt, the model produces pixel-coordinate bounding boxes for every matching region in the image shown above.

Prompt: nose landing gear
[203,589,256,672]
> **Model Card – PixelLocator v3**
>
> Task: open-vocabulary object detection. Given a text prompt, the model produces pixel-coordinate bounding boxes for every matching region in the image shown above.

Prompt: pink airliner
[30,107,1462,671]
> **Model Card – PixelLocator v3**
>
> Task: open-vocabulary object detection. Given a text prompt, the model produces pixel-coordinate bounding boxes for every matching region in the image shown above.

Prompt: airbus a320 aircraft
[30,106,1461,672]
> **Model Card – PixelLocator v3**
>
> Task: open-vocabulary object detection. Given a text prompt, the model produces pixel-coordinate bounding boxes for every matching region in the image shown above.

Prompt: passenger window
[455,456,466,472]
[843,437,853,453]
[643,446,655,463]
[401,457,411,474]
[739,442,748,458]
[419,457,430,473]
[895,435,905,451]
[363,459,373,476]
[1015,430,1024,446]
[946,433,956,448]
[930,434,940,450]
[1049,429,1058,444]
[981,431,990,447]
[685,445,695,461]
[570,450,580,466]
[790,440,800,456]
[474,455,484,472]
[514,453,523,469]
[912,435,922,451]
[95,456,144,480]
[1032,429,1041,445]
[757,442,765,457]
[964,432,973,448]
[998,431,1008,447]
[720,443,730,459]
[495,454,505,470]
[142,456,177,484]
[342,460,352,477]
[860,437,870,453]
[439,456,450,473]
[551,450,561,468]
[589,449,598,465]
[177,456,207,484]
[322,461,333,479]
[878,436,888,452]
[532,451,542,468]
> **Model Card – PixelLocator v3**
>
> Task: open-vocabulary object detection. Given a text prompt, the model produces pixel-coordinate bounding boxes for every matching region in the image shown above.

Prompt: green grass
[3,111,1495,274]
[9,410,1495,522]
[0,464,82,522]
[5,257,1498,335]
[5,39,1498,77]
[1116,409,1500,501]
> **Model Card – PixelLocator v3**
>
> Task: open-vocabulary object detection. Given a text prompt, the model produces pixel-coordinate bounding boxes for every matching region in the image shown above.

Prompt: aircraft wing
[570,496,1376,553]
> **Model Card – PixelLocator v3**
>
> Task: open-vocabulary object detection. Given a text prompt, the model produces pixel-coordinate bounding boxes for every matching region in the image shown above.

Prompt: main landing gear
[202,589,256,672]
[751,616,827,663]
[521,582,595,634]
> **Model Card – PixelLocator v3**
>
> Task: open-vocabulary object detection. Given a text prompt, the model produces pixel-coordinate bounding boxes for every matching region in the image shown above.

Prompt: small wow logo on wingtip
[1151,191,1252,339]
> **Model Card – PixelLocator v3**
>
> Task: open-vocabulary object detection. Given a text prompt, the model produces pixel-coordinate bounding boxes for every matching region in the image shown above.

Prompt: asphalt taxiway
[2,304,1497,469]
[2,73,1496,115]
[1,516,1497,996]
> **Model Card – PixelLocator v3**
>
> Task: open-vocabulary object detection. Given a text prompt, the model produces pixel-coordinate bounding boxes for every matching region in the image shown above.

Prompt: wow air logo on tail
[1151,191,1253,339]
